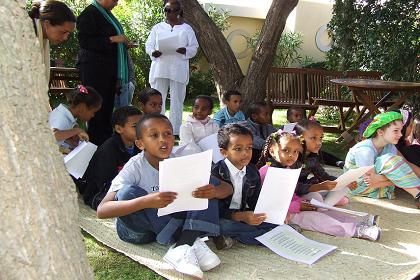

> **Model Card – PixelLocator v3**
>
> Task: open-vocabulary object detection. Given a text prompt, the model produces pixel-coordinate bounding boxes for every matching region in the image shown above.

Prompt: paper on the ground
[256,224,337,265]
[157,150,212,216]
[310,198,368,217]
[283,123,297,133]
[171,143,189,157]
[197,133,224,163]
[333,165,374,191]
[254,167,301,225]
[64,141,97,179]
[158,33,180,55]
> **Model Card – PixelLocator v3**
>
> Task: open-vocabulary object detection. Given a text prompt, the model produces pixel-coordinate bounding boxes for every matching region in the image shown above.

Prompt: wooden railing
[49,67,80,98]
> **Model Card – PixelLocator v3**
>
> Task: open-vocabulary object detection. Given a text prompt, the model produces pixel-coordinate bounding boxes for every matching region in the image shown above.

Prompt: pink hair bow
[78,85,89,94]
[277,129,297,136]
[309,116,317,121]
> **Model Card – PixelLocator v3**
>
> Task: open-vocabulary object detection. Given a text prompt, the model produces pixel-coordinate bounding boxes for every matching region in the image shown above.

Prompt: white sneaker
[192,237,221,271]
[361,214,379,226]
[163,244,203,279]
[355,224,381,241]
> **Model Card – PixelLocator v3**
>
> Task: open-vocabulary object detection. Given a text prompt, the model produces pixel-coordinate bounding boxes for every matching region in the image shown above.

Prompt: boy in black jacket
[82,106,142,209]
[211,124,275,248]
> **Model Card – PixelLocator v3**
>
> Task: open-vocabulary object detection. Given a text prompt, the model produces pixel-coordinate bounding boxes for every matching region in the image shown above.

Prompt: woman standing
[28,0,76,81]
[145,0,199,136]
[77,0,133,145]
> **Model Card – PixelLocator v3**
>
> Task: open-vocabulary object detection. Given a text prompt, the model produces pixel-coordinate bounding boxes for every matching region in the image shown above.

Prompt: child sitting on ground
[211,124,276,248]
[49,85,102,152]
[97,113,234,279]
[81,106,142,209]
[294,119,354,205]
[344,111,420,208]
[213,90,245,128]
[256,130,381,241]
[179,95,219,155]
[135,87,163,115]
[395,109,420,167]
[242,101,277,164]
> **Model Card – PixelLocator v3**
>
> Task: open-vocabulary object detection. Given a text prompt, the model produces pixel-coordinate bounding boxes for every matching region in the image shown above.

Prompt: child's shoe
[354,224,381,241]
[192,237,221,271]
[361,214,379,226]
[212,235,236,250]
[163,244,203,279]
[415,192,420,209]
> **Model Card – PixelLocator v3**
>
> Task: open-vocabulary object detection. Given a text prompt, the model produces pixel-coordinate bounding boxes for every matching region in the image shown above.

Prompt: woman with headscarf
[28,0,76,81]
[77,0,134,145]
[145,0,199,136]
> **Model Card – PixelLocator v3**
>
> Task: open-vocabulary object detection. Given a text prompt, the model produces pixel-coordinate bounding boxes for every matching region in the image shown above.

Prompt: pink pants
[290,210,357,237]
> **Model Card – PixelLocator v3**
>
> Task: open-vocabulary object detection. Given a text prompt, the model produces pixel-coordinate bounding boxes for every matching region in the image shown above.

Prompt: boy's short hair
[137,87,162,104]
[247,101,268,119]
[286,106,306,120]
[135,113,172,139]
[111,106,142,129]
[223,90,241,101]
[218,123,253,149]
[195,95,214,111]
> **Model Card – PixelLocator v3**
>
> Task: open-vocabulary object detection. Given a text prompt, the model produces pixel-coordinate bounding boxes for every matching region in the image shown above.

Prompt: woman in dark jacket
[77,0,133,145]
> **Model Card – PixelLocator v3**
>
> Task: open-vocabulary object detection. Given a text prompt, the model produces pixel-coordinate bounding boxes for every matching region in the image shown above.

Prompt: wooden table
[330,78,420,142]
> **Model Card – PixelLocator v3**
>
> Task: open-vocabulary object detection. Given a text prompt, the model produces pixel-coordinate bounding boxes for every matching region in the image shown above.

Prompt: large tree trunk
[0,1,93,279]
[183,0,298,108]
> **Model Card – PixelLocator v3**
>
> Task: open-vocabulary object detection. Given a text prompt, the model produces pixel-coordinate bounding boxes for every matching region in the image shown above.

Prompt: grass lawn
[81,98,348,279]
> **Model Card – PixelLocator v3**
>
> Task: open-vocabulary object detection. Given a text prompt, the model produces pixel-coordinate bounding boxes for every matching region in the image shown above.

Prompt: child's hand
[284,212,292,224]
[241,211,267,226]
[347,181,358,190]
[318,180,337,191]
[192,184,216,199]
[77,128,89,142]
[144,192,177,208]
[300,201,317,211]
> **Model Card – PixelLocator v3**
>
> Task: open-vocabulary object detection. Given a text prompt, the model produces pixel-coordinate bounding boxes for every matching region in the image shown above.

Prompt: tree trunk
[183,0,298,108]
[0,1,93,279]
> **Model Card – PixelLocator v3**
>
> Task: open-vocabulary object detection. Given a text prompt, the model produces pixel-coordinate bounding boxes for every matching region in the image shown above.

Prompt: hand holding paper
[333,165,374,190]
[143,192,177,209]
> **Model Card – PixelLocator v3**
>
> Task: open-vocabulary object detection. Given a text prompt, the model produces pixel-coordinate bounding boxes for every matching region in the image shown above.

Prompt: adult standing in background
[145,0,199,136]
[77,0,134,145]
[28,0,76,81]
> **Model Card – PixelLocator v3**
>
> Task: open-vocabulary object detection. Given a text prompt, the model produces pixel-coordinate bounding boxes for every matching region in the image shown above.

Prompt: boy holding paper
[211,124,276,249]
[97,113,233,279]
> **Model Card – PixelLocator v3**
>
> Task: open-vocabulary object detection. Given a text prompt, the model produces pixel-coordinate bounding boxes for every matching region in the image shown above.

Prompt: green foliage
[187,69,217,98]
[327,0,420,114]
[247,31,313,67]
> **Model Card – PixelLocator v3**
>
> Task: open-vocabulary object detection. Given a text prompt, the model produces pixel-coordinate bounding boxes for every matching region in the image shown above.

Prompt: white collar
[224,158,246,177]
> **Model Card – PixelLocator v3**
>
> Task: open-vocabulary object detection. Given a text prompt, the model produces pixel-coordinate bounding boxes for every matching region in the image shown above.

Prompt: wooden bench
[49,67,80,99]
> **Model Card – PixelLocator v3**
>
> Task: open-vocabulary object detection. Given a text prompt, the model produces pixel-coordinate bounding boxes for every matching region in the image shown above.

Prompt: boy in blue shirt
[213,90,245,127]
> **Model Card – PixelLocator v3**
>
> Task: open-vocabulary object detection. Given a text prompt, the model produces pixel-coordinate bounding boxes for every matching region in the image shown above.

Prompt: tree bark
[0,1,93,279]
[182,0,298,108]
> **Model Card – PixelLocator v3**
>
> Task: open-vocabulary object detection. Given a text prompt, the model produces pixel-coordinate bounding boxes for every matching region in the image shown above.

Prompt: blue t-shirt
[345,139,397,168]
[213,107,245,128]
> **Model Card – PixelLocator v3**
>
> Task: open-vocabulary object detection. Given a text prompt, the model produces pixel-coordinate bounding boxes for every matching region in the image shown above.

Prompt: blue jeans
[115,185,220,245]
[219,218,276,245]
[114,81,135,109]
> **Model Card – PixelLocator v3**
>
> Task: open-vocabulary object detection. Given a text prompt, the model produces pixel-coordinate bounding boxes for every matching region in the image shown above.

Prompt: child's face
[135,118,174,162]
[78,104,101,122]
[225,95,242,114]
[192,98,212,120]
[288,109,305,123]
[115,115,142,146]
[377,121,403,145]
[220,134,253,170]
[140,95,162,114]
[252,106,271,125]
[303,127,324,154]
[270,138,302,167]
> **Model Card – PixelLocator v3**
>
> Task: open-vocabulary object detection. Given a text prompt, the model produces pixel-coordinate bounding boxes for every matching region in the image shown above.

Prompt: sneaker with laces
[163,244,203,279]
[355,224,381,241]
[212,235,236,250]
[361,214,379,226]
[192,238,221,271]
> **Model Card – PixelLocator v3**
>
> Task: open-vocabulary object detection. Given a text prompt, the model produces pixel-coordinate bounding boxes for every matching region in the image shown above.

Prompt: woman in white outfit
[145,0,199,135]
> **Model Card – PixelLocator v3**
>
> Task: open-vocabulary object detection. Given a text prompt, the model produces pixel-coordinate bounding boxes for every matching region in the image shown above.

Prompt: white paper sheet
[197,133,224,163]
[283,123,297,133]
[64,141,97,179]
[158,33,180,55]
[310,199,368,217]
[171,144,189,157]
[254,167,301,225]
[323,187,349,206]
[256,225,337,265]
[157,150,212,216]
[333,165,374,191]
